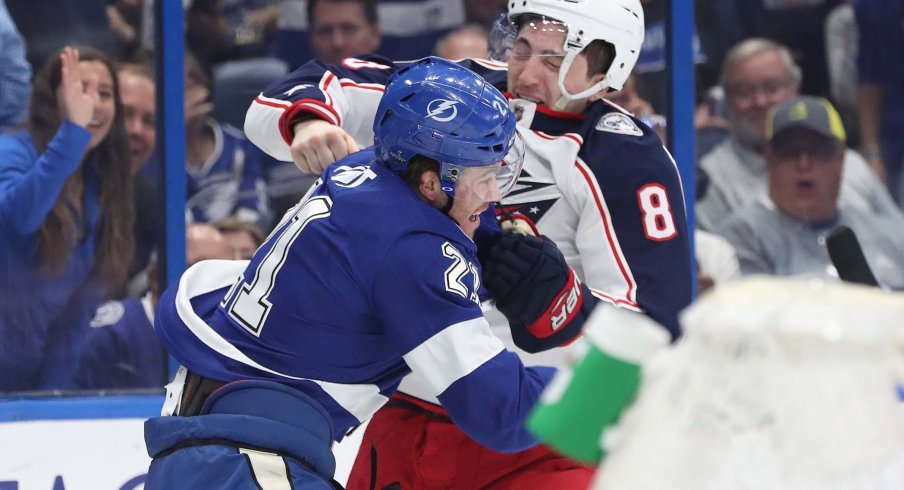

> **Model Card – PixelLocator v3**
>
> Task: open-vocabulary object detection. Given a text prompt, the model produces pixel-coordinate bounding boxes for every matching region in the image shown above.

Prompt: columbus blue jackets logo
[426,99,459,122]
[596,112,643,136]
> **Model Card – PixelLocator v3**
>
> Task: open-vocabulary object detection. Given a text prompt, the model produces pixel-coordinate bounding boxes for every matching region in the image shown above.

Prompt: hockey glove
[483,234,597,353]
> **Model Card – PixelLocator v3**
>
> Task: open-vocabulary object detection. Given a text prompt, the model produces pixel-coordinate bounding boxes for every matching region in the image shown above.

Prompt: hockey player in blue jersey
[143,57,590,488]
[244,0,691,487]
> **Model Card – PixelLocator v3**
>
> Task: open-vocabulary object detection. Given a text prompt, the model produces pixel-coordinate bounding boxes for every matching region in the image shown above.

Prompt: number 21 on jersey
[221,195,333,336]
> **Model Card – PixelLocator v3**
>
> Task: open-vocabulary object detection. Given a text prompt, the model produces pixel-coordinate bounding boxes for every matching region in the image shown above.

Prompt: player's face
[766,129,844,223]
[118,71,156,172]
[725,50,798,151]
[310,1,380,65]
[448,165,503,238]
[507,19,599,114]
[77,60,116,151]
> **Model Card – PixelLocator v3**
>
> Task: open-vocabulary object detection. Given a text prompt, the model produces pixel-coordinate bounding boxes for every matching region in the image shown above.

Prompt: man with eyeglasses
[715,96,904,289]
[696,38,903,232]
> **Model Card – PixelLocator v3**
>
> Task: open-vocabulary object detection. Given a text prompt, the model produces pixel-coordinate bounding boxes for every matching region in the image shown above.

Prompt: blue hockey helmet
[373,56,525,200]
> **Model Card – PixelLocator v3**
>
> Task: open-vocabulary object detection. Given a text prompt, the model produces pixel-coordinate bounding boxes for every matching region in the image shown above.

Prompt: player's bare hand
[57,47,98,129]
[291,119,360,174]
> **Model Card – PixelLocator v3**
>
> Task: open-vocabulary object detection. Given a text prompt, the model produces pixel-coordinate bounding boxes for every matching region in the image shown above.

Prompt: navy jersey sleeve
[244,55,509,163]
[572,115,692,339]
[371,232,554,452]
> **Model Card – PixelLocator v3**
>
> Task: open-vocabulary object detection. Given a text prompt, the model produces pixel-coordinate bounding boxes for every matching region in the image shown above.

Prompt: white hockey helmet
[504,0,644,102]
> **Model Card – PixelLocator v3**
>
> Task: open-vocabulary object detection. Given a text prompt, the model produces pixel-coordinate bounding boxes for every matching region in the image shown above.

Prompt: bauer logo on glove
[483,233,597,353]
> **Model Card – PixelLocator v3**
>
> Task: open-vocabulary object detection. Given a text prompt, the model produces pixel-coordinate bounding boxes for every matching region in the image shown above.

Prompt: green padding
[527,345,641,465]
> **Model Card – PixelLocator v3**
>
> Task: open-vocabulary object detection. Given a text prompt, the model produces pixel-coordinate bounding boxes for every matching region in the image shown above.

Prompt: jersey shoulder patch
[595,112,643,136]
[90,301,126,328]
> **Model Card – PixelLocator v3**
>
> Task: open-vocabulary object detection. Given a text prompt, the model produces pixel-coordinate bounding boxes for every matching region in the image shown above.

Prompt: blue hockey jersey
[186,119,268,224]
[245,55,692,339]
[75,295,167,390]
[155,149,555,452]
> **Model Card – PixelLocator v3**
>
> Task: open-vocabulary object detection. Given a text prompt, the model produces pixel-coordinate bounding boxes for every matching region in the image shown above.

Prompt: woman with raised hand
[0,46,134,392]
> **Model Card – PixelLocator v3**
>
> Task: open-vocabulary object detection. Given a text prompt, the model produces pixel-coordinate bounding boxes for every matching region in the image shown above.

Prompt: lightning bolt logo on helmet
[426,99,460,122]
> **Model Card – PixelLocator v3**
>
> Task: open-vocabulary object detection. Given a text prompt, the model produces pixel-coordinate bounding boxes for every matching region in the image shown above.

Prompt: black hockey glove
[483,234,597,353]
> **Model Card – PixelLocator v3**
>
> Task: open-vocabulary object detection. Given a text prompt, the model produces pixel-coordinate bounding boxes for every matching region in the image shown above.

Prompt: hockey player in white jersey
[244,0,691,487]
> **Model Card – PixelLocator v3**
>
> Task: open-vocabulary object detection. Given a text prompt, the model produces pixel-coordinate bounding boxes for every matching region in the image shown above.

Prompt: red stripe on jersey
[319,72,337,111]
[588,287,641,309]
[278,99,341,145]
[339,80,386,92]
[574,159,639,307]
[253,95,290,109]
[532,130,583,147]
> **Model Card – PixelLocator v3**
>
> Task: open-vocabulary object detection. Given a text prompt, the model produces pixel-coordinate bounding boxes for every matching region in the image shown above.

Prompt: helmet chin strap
[552,51,612,111]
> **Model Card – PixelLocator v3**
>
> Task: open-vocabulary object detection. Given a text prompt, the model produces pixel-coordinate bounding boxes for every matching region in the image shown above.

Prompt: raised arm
[244,56,401,173]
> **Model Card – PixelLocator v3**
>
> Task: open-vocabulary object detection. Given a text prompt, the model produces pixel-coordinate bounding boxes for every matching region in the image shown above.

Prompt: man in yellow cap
[715,96,904,290]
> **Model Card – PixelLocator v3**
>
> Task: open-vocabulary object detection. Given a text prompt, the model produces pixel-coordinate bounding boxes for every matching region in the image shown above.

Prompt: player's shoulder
[450,58,509,89]
[583,100,660,146]
[578,101,677,179]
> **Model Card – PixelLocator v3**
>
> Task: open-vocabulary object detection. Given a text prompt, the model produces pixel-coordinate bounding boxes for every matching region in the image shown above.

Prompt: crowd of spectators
[1,0,902,395]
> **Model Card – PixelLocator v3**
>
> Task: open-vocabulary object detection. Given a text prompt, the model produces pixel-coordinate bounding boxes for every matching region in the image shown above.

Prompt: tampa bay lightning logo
[331,165,377,188]
[426,99,459,122]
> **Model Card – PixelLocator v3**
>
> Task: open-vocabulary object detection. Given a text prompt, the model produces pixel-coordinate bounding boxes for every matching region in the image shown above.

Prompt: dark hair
[213,216,266,248]
[307,0,378,26]
[402,155,440,189]
[28,46,135,295]
[184,50,210,89]
[514,14,615,78]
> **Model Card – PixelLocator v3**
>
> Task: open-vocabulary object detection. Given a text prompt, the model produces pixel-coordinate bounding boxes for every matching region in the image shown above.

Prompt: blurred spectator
[118,63,157,172]
[7,0,121,72]
[0,0,31,131]
[716,96,904,289]
[184,53,268,225]
[74,224,235,390]
[273,0,465,69]
[185,0,281,69]
[377,0,465,60]
[695,229,741,295]
[824,1,859,147]
[106,0,146,60]
[270,0,315,69]
[117,62,164,293]
[464,0,506,26]
[308,0,380,65]
[434,24,488,60]
[706,0,843,98]
[696,38,902,232]
[603,71,667,143]
[854,0,904,201]
[214,215,266,259]
[0,46,135,391]
[634,0,707,113]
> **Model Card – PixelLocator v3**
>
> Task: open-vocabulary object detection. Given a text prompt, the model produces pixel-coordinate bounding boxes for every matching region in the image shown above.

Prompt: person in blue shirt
[144,57,588,488]
[0,46,135,392]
